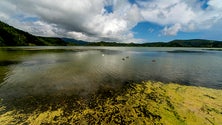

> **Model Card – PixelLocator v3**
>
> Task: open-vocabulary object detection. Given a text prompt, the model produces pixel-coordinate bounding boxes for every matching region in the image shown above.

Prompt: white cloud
[197,0,222,28]
[67,32,88,41]
[162,23,181,36]
[0,0,222,41]
[0,1,16,20]
[208,0,222,9]
[136,0,222,36]
[138,0,196,35]
[139,0,195,24]
[0,0,142,42]
[29,21,60,37]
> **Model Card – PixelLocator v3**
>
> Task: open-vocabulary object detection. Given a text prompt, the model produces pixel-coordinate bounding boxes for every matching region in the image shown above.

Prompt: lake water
[0,46,222,99]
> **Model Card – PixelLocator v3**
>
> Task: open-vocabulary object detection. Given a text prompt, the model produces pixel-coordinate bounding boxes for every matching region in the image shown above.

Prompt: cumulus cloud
[208,0,222,9]
[162,23,181,36]
[0,1,16,20]
[138,0,222,36]
[0,0,221,41]
[139,0,196,25]
[0,0,142,42]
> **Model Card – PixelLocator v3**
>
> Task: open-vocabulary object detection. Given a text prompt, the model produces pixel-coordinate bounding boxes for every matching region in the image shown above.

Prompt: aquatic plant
[0,81,222,124]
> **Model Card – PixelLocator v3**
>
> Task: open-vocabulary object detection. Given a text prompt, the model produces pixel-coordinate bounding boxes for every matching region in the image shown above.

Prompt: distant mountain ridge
[61,38,89,45]
[0,21,222,47]
[85,40,222,47]
[141,39,222,47]
[168,39,222,47]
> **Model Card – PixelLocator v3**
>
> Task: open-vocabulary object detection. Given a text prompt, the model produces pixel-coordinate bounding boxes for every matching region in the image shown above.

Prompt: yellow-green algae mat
[1,81,222,125]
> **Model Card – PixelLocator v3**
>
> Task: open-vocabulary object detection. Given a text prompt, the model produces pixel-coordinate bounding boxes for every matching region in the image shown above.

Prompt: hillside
[86,40,222,47]
[167,39,222,47]
[141,39,222,47]
[86,41,139,46]
[0,21,68,46]
[1,21,222,47]
[61,38,89,46]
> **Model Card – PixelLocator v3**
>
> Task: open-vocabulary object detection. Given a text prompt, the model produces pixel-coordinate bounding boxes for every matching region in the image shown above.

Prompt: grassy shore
[1,81,222,124]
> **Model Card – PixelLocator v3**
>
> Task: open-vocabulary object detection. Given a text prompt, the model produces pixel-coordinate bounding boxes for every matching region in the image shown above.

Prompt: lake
[0,46,222,99]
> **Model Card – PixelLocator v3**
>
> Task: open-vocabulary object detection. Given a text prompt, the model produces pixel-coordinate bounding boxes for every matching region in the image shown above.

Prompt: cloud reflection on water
[0,47,222,100]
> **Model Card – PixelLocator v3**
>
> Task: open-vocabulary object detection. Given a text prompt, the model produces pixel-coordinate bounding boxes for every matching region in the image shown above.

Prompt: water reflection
[0,47,222,100]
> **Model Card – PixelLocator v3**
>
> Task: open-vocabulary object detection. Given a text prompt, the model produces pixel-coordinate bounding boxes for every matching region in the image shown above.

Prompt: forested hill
[86,40,222,47]
[166,39,222,47]
[1,21,222,47]
[0,21,69,46]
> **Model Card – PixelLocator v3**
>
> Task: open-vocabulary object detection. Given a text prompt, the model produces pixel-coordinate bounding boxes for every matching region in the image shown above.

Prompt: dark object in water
[0,60,20,66]
[126,56,129,59]
[152,60,156,62]
[122,58,125,61]
[167,50,205,53]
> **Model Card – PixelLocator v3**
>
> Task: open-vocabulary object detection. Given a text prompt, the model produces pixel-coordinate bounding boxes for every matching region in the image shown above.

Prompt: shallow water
[0,46,222,99]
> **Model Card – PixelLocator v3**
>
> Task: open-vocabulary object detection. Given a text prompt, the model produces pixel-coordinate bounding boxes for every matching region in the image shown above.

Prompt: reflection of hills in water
[0,47,222,100]
[0,47,222,124]
[167,50,206,53]
[0,48,127,99]
[0,60,20,66]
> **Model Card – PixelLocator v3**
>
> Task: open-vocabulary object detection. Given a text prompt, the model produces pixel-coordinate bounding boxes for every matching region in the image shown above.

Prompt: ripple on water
[1,47,222,101]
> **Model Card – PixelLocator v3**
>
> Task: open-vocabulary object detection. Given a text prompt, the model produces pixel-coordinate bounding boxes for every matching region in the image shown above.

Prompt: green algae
[1,81,222,125]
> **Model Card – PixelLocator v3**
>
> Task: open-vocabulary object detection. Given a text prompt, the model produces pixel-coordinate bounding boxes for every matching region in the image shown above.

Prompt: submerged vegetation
[1,81,222,125]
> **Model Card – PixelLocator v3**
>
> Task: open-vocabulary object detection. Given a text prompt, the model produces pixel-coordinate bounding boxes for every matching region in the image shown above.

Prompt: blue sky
[0,0,222,43]
[132,22,202,42]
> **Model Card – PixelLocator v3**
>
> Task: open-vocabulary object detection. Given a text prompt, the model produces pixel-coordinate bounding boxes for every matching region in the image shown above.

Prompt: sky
[0,0,222,43]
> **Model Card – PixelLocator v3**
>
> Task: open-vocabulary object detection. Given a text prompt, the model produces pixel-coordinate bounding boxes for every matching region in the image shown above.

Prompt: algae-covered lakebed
[0,47,222,124]
[1,81,222,124]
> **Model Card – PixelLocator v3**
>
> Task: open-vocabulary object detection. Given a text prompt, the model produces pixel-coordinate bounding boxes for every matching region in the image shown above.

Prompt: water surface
[0,46,222,99]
